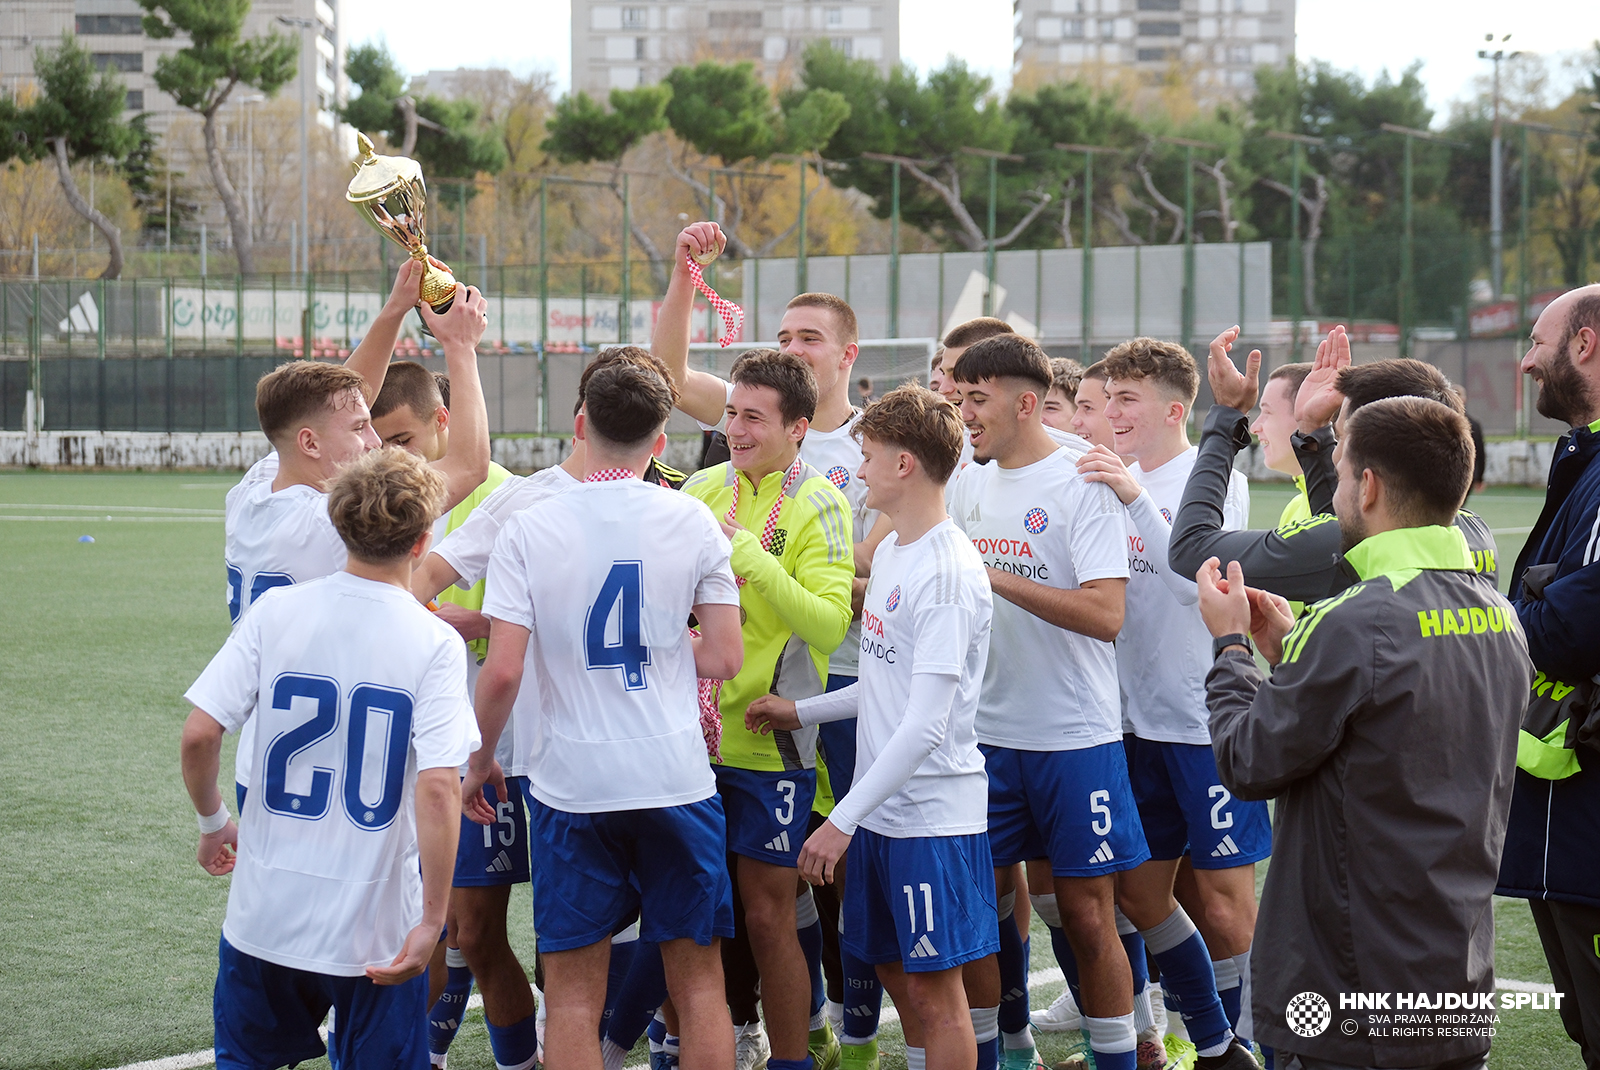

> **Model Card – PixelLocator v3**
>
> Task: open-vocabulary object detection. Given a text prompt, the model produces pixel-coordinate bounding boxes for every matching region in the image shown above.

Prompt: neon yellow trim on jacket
[683,459,854,771]
[1278,476,1311,529]
[437,461,514,660]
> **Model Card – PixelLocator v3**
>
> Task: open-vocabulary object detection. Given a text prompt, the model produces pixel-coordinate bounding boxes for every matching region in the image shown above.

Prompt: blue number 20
[262,673,414,830]
[584,561,650,691]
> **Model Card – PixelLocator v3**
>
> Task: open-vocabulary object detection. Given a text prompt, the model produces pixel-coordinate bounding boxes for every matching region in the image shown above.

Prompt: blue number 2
[226,567,294,625]
[263,674,339,820]
[584,561,650,691]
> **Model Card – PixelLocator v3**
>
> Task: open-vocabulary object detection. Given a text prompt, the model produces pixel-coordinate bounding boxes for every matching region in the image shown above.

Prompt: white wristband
[197,804,231,835]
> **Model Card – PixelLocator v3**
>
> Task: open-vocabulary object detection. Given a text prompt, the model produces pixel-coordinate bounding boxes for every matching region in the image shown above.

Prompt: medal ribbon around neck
[686,253,743,347]
[726,452,803,587]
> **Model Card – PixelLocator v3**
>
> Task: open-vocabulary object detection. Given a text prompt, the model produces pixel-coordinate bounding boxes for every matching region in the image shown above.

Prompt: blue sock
[428,948,474,1058]
[1141,908,1231,1054]
[1213,956,1242,1035]
[841,941,883,1040]
[797,889,826,1018]
[767,1059,815,1070]
[647,1015,668,1046]
[1121,926,1149,999]
[601,934,639,1038]
[1047,923,1084,1010]
[485,1009,541,1070]
[996,893,1031,1038]
[976,1036,1000,1070]
[604,939,668,1049]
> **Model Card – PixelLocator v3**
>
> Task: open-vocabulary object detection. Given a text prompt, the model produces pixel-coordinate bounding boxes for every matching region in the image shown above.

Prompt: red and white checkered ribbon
[585,467,636,482]
[726,453,803,587]
[687,253,743,347]
[692,637,724,764]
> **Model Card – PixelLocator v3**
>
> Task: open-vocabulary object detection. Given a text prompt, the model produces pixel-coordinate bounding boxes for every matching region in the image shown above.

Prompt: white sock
[1029,892,1062,929]
[970,1005,1000,1043]
[1084,1014,1138,1056]
[1133,984,1155,1034]
[810,1008,826,1032]
[1002,1027,1034,1051]
[826,998,844,1032]
[600,1037,627,1070]
[797,887,820,929]
[445,946,468,969]
[906,1046,927,1070]
[1234,949,1254,1041]
[1198,1038,1233,1058]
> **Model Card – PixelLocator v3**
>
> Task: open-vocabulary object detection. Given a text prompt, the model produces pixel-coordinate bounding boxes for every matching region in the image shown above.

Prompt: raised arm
[420,284,492,511]
[345,259,425,402]
[654,223,737,426]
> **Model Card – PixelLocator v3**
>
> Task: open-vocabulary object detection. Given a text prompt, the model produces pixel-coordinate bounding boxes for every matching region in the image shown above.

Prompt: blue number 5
[585,561,650,691]
[263,674,339,820]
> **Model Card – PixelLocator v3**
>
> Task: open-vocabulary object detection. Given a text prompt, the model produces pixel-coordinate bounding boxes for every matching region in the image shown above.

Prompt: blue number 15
[585,561,650,691]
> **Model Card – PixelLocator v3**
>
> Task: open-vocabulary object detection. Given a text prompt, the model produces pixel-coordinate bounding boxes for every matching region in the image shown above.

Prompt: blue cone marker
[78,535,95,543]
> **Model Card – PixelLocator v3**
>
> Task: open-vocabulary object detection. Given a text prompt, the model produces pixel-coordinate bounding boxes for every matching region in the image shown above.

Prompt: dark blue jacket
[1497,417,1600,907]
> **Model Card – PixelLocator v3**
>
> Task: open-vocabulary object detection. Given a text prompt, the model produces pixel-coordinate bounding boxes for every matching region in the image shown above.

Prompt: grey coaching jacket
[1205,525,1533,1066]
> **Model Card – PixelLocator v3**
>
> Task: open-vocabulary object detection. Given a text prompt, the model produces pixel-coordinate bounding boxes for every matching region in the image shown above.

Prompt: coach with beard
[1197,396,1533,1070]
[1496,283,1600,1070]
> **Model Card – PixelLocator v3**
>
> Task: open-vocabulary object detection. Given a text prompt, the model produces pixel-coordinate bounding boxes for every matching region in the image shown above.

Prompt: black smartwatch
[1212,633,1252,659]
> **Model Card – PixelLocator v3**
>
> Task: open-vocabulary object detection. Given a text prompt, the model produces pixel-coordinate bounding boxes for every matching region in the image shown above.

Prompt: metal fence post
[98,277,106,360]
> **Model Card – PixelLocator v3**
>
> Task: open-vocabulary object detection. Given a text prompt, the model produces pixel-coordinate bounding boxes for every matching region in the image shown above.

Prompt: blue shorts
[843,829,1000,972]
[455,775,531,887]
[1124,735,1272,868]
[982,742,1151,876]
[524,788,734,953]
[817,674,860,796]
[214,933,428,1070]
[715,765,817,867]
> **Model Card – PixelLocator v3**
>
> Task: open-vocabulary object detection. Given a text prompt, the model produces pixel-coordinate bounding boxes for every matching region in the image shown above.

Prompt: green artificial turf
[0,472,1576,1069]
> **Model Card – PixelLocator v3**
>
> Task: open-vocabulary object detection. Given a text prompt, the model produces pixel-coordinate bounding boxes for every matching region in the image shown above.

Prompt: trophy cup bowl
[346,132,457,315]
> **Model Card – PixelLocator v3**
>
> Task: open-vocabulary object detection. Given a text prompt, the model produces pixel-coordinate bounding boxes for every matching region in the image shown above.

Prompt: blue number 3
[262,673,415,830]
[585,561,650,691]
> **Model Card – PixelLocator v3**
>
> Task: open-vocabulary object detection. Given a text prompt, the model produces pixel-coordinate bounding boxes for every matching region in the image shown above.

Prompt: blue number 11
[585,561,650,691]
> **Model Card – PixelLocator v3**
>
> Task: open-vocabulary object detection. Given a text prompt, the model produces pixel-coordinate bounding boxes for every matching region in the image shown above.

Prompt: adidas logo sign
[485,850,514,874]
[1088,841,1115,865]
[764,831,791,854]
[1210,834,1241,859]
[908,934,940,960]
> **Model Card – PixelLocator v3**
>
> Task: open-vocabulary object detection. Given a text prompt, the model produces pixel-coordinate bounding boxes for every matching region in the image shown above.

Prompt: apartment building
[571,0,899,95]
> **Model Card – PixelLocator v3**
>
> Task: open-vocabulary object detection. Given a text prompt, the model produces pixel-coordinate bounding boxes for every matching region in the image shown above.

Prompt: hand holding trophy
[347,132,457,325]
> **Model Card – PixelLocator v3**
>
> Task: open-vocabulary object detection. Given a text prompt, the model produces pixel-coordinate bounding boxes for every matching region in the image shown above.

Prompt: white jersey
[1119,447,1249,744]
[800,412,877,678]
[946,424,1088,503]
[224,452,347,789]
[482,479,740,814]
[434,465,579,589]
[843,520,993,837]
[432,464,578,778]
[185,573,478,976]
[950,447,1128,750]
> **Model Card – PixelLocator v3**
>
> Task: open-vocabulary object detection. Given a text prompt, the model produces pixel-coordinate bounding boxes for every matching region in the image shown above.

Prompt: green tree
[799,44,1053,253]
[1005,81,1145,248]
[541,84,673,282]
[138,0,297,275]
[24,35,141,277]
[120,113,200,242]
[341,42,508,180]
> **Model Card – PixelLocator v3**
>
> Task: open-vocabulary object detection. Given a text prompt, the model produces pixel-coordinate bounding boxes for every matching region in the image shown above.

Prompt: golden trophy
[347,132,456,314]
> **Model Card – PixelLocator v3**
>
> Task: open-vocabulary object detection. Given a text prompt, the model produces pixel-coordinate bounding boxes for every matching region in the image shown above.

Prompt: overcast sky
[340,0,1596,120]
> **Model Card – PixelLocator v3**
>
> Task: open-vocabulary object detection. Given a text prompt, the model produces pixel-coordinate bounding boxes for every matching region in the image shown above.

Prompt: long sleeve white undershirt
[797,672,960,835]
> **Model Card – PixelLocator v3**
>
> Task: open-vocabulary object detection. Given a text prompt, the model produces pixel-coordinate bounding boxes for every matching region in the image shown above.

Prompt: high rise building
[0,0,345,134]
[1012,0,1294,96]
[571,0,899,97]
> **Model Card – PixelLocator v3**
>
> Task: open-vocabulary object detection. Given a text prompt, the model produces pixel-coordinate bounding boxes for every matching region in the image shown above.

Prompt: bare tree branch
[50,139,122,278]
[1193,156,1238,241]
[1258,169,1329,311]
[1058,177,1078,249]
[1096,200,1147,246]
[1135,146,1186,244]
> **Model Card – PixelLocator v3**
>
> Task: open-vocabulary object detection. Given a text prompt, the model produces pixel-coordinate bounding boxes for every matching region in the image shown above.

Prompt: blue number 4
[585,561,650,691]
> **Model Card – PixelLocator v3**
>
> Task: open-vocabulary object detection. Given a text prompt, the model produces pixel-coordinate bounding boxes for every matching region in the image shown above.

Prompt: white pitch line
[0,502,225,514]
[0,515,224,522]
[97,971,1559,1070]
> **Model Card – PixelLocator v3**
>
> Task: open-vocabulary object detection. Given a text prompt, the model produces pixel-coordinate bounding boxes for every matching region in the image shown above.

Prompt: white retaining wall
[0,431,706,475]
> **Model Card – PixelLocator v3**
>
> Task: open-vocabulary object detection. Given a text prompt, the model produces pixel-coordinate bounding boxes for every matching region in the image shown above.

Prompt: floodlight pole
[1158,137,1216,353]
[890,161,901,337]
[620,173,631,343]
[277,16,315,282]
[1478,38,1521,299]
[1057,144,1121,357]
[960,147,1025,318]
[1265,130,1326,359]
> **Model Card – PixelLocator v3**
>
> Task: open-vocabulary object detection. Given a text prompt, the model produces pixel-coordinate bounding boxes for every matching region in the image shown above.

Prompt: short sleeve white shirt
[434,465,579,589]
[224,464,349,788]
[185,574,479,976]
[950,447,1129,750]
[853,520,992,837]
[482,480,739,813]
[1119,447,1250,744]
